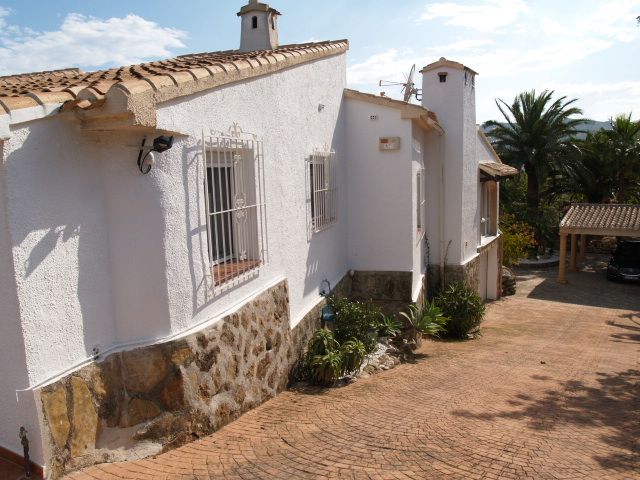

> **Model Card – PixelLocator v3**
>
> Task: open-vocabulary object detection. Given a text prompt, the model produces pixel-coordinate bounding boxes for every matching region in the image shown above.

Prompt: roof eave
[344,88,443,133]
[2,40,350,134]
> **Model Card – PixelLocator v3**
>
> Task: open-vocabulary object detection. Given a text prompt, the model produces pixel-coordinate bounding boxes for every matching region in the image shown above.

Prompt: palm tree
[546,131,616,203]
[603,114,640,203]
[484,90,585,211]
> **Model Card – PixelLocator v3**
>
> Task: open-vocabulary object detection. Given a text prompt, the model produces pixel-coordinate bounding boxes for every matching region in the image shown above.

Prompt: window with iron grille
[307,149,337,233]
[417,168,425,237]
[202,133,268,291]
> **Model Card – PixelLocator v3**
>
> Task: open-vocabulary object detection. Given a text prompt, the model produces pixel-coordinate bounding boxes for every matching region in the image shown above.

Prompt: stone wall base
[37,280,321,479]
[335,271,414,315]
[427,256,481,298]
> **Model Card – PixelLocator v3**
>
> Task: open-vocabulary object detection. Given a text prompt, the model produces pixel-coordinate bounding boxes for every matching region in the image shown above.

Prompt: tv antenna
[379,64,421,103]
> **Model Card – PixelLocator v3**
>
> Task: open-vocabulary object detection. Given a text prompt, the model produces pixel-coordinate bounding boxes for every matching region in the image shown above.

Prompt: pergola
[558,203,640,283]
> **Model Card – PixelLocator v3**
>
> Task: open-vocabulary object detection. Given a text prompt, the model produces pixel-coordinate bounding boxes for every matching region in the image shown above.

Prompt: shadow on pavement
[452,368,640,472]
[522,256,640,311]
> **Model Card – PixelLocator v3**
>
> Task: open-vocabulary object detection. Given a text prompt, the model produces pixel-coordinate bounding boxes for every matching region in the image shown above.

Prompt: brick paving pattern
[68,261,639,479]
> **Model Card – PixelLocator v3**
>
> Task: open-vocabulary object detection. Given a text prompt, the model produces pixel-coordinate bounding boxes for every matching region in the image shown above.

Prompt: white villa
[0,1,516,477]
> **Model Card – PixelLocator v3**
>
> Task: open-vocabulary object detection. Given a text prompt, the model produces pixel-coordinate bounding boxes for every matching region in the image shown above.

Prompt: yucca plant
[339,338,367,375]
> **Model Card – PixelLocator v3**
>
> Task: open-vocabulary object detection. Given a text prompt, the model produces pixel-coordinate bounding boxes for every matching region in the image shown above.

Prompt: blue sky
[0,0,638,122]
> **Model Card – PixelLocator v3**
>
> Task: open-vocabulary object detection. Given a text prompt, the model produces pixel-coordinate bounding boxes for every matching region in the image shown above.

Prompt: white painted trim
[412,273,424,302]
[10,104,64,126]
[0,115,9,140]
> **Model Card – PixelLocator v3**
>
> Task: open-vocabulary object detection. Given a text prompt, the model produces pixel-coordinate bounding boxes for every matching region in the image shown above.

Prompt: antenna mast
[379,64,422,102]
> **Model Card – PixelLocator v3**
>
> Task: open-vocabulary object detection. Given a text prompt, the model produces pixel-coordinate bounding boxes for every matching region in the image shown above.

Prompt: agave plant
[377,313,402,338]
[399,301,448,340]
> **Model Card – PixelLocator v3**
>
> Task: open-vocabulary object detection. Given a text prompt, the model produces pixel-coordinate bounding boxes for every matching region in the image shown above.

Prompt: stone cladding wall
[37,280,322,478]
[427,255,481,298]
[346,271,414,315]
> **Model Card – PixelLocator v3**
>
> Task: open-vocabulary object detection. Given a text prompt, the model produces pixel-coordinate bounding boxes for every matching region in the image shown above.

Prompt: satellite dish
[379,64,422,103]
[402,64,416,103]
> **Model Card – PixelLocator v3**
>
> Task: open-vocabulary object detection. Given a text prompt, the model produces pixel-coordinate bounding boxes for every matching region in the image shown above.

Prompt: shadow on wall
[451,368,640,473]
[4,122,115,363]
[303,101,347,300]
[183,139,212,316]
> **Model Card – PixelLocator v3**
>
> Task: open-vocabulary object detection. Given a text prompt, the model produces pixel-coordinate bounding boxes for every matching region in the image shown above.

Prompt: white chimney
[237,0,281,52]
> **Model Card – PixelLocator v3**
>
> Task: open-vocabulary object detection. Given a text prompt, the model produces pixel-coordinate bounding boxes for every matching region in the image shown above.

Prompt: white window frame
[481,180,498,238]
[416,168,426,239]
[202,132,268,293]
[307,148,337,234]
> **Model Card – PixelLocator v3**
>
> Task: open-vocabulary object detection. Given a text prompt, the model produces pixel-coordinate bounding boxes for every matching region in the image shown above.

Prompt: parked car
[606,240,640,282]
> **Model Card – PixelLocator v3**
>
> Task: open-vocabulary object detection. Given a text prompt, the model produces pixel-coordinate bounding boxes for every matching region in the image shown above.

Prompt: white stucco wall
[2,120,117,385]
[422,64,480,266]
[461,75,480,264]
[424,130,444,266]
[239,10,279,51]
[477,132,497,164]
[0,55,348,460]
[0,120,121,463]
[0,141,44,462]
[343,98,413,273]
[155,54,348,330]
[422,67,465,265]
[411,124,426,300]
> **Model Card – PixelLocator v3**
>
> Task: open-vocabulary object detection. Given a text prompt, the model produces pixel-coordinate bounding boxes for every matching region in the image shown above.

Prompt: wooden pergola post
[570,234,578,272]
[579,234,587,263]
[558,233,568,284]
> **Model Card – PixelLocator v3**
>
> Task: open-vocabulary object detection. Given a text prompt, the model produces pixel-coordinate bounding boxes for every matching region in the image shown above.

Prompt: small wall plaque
[379,137,400,151]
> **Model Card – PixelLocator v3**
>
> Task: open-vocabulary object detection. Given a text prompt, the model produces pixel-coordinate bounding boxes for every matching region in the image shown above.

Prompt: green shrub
[377,313,402,338]
[501,213,535,267]
[329,297,381,353]
[304,329,367,385]
[306,327,339,358]
[339,338,367,375]
[309,350,342,386]
[435,283,486,339]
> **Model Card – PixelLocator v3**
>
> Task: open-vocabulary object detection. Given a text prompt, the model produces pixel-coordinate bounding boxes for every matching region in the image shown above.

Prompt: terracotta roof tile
[560,204,640,236]
[0,40,349,117]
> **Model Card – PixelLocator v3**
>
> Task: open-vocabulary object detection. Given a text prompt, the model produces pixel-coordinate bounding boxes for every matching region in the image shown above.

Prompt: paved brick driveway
[68,261,639,479]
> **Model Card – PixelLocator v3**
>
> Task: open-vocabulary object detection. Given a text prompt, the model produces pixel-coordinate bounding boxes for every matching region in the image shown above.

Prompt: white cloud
[352,0,640,88]
[347,48,418,86]
[347,39,492,87]
[0,7,10,29]
[419,0,529,32]
[483,81,640,121]
[550,81,640,120]
[0,13,186,75]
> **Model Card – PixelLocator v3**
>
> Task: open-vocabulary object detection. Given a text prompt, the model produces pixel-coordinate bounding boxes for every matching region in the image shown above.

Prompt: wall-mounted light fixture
[136,135,174,174]
[320,279,336,331]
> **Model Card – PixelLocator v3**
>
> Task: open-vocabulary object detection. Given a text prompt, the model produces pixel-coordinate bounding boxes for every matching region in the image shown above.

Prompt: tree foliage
[485,88,640,251]
[484,90,585,211]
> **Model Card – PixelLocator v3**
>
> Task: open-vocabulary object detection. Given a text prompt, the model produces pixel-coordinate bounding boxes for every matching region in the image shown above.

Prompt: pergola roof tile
[560,204,640,236]
[479,162,518,179]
